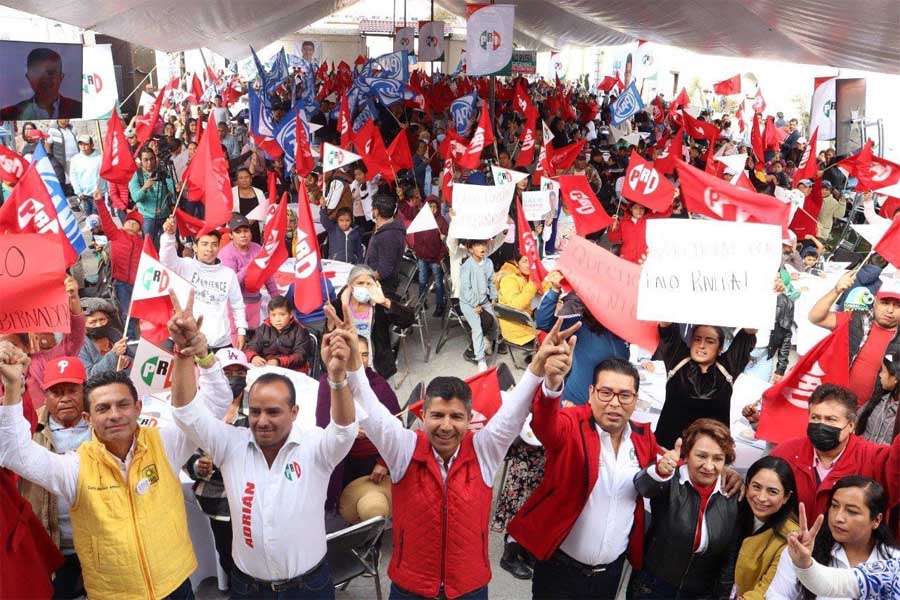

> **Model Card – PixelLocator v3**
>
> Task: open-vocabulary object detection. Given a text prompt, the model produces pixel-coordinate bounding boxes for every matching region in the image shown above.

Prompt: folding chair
[401,381,424,429]
[395,255,420,305]
[492,303,538,370]
[326,516,387,600]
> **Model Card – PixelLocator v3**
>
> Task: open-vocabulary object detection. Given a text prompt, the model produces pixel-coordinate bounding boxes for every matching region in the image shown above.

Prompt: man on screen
[1,47,83,121]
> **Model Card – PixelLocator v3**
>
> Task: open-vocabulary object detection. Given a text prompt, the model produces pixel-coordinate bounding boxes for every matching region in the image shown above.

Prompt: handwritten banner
[0,234,70,334]
[557,236,659,352]
[522,190,551,221]
[637,220,782,329]
[448,182,514,239]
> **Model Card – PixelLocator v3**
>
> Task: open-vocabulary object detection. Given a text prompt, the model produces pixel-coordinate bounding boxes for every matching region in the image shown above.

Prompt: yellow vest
[70,426,197,600]
[735,518,800,600]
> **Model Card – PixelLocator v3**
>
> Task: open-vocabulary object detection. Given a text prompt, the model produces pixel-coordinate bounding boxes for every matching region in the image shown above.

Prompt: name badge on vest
[136,478,151,495]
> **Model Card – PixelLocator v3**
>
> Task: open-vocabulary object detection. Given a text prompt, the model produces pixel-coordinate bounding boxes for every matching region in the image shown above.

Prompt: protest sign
[521,190,551,221]
[448,182,514,239]
[131,338,175,397]
[0,234,70,334]
[637,220,782,329]
[511,50,537,74]
[82,45,118,120]
[557,236,659,352]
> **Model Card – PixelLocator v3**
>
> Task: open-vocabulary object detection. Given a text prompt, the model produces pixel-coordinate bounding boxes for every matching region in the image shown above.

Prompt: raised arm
[94,194,122,241]
[808,271,855,330]
[0,342,79,504]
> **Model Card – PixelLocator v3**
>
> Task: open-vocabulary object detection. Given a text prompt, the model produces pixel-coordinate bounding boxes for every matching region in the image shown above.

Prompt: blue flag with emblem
[249,87,277,138]
[450,92,478,136]
[373,51,410,83]
[610,80,645,126]
[32,144,86,257]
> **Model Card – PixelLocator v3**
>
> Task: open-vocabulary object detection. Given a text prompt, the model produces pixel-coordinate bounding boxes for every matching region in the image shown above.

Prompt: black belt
[236,557,326,592]
[549,550,622,577]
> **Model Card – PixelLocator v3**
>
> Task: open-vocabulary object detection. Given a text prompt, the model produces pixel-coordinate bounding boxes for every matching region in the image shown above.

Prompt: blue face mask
[352,286,371,304]
[436,133,446,143]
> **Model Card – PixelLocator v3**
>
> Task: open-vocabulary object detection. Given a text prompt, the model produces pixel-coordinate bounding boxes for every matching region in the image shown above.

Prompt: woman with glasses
[628,418,741,599]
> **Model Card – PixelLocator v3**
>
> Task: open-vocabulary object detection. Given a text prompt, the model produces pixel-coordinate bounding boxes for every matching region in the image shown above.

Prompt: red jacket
[771,433,900,527]
[507,390,660,569]
[607,207,672,264]
[96,197,142,283]
[108,180,131,211]
[389,431,493,599]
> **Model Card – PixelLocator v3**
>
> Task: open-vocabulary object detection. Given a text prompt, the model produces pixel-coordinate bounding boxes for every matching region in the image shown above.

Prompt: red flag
[557,174,613,236]
[100,109,137,185]
[750,112,765,164]
[874,212,900,268]
[532,140,553,185]
[316,61,328,81]
[880,197,900,220]
[354,54,367,66]
[131,237,179,345]
[0,162,78,266]
[597,75,618,93]
[338,94,352,149]
[669,88,690,119]
[245,193,289,293]
[0,144,27,184]
[186,112,234,229]
[514,80,532,115]
[353,120,394,182]
[515,196,548,288]
[837,140,900,192]
[515,104,537,167]
[174,208,206,239]
[757,320,850,444]
[790,178,826,240]
[735,103,746,133]
[134,85,166,145]
[650,95,666,124]
[190,74,204,104]
[457,105,495,169]
[410,367,502,430]
[0,234,69,334]
[675,159,790,226]
[751,88,767,113]
[655,127,683,176]
[622,150,675,212]
[440,156,454,204]
[388,133,414,171]
[557,236,659,352]
[792,127,819,187]
[550,140,587,174]
[293,185,324,313]
[712,74,741,96]
[681,110,719,142]
[763,116,779,151]
[294,113,315,178]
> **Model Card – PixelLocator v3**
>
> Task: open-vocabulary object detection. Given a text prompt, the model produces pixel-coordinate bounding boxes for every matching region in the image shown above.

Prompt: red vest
[507,397,659,568]
[389,431,493,599]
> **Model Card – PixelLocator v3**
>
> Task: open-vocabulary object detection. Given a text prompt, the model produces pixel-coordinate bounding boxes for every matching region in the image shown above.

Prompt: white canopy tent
[3,0,898,73]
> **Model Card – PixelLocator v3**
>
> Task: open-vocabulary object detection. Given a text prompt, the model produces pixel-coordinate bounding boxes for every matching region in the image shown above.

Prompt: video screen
[0,41,83,122]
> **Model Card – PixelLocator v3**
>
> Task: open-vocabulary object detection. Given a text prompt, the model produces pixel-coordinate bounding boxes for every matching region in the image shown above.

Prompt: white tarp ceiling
[3,0,899,74]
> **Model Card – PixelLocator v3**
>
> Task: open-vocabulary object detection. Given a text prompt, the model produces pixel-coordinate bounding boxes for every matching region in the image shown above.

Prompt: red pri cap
[124,210,144,227]
[42,357,87,390]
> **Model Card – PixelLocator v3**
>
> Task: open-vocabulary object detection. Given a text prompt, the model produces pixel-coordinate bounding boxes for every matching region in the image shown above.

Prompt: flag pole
[121,65,158,106]
[116,302,135,371]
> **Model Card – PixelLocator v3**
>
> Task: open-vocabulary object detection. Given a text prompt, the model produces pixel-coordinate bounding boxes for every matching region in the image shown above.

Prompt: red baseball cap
[42,357,87,390]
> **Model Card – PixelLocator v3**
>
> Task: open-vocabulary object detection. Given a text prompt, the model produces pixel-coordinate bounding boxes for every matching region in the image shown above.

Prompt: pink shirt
[218,242,280,303]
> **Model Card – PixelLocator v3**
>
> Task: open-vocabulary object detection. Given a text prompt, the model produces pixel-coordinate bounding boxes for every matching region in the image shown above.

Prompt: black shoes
[500,539,533,580]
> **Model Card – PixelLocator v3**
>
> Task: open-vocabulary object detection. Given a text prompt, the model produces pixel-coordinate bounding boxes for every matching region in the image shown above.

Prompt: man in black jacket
[364,194,407,295]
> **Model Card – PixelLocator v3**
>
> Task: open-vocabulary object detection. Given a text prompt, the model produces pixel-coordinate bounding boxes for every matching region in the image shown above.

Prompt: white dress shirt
[172,374,358,581]
[0,362,231,508]
[348,367,559,486]
[559,424,670,565]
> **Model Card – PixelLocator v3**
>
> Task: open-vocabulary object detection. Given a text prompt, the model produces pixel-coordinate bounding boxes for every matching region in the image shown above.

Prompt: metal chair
[395,255,420,305]
[492,303,538,370]
[401,381,424,429]
[326,516,387,600]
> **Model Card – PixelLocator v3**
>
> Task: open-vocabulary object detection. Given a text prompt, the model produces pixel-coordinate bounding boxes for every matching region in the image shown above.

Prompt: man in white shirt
[68,134,106,215]
[0,310,231,599]
[161,216,248,350]
[344,316,578,599]
[169,301,359,597]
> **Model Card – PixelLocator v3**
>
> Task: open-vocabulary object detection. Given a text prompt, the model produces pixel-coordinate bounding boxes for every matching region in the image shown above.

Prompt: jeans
[163,578,195,599]
[459,302,496,361]
[231,562,334,599]
[533,553,625,600]
[142,215,166,250]
[417,259,444,308]
[80,194,95,216]
[114,280,138,339]
[389,583,488,600]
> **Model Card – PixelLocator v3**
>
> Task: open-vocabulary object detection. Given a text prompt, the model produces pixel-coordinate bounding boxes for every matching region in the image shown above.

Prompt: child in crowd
[800,235,826,276]
[245,296,314,373]
[320,206,363,263]
[459,240,499,372]
[857,355,900,445]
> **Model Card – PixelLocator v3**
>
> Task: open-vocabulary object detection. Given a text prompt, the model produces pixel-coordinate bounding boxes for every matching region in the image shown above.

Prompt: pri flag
[410,367,502,430]
[549,140,587,174]
[756,320,850,443]
[0,144,27,184]
[712,74,741,96]
[353,119,394,182]
[681,110,719,142]
[515,195,548,288]
[792,127,819,187]
[654,128,683,176]
[338,93,353,149]
[874,212,900,268]
[622,150,675,212]
[321,142,361,173]
[100,109,137,184]
[244,194,289,293]
[557,174,613,236]
[418,21,446,62]
[837,140,900,192]
[466,4,515,76]
[515,104,538,167]
[387,133,414,171]
[394,27,415,54]
[492,165,528,186]
[556,235,659,352]
[457,104,495,169]
[293,185,325,313]
[186,112,234,229]
[174,208,206,239]
[131,339,175,397]
[130,237,194,345]
[294,111,315,178]
[610,81,645,126]
[750,112,766,164]
[809,76,837,141]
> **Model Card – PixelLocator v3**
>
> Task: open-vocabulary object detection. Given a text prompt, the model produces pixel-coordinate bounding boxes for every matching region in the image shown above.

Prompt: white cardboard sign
[448,182,514,239]
[521,190,551,221]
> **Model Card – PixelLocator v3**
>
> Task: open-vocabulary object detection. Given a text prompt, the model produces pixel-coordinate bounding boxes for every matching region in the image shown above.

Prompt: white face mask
[436,133,446,143]
[352,286,371,304]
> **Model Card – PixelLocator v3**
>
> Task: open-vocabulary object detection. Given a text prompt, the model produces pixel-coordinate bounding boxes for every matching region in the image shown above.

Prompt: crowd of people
[2,41,900,600]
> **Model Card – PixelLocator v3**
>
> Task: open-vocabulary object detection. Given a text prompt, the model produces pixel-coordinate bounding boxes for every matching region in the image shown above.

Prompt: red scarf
[692,482,717,552]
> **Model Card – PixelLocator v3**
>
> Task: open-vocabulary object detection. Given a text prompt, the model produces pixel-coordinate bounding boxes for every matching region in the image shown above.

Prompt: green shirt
[128,169,176,219]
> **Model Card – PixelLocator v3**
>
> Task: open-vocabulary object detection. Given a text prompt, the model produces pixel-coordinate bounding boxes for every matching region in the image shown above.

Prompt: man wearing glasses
[508,357,742,599]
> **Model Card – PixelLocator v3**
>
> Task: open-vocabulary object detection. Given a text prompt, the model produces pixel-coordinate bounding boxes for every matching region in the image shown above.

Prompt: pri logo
[782,361,825,409]
[425,35,439,48]
[479,30,502,51]
[567,190,596,215]
[627,163,660,195]
[141,266,170,293]
[703,188,751,221]
[284,461,302,481]
[869,162,894,183]
[141,356,173,388]
[294,228,318,280]
[17,198,60,234]
[82,72,103,95]
[0,153,25,180]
